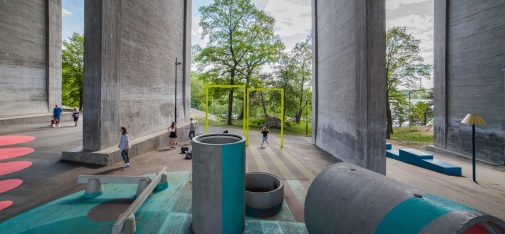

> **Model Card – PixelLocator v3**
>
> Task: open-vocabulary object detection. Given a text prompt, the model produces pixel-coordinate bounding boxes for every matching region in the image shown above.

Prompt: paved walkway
[0,120,504,233]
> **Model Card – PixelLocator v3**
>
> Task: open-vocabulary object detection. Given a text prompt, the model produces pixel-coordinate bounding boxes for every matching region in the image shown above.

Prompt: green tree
[61,33,84,110]
[194,0,284,125]
[390,90,409,127]
[292,35,312,123]
[386,27,431,138]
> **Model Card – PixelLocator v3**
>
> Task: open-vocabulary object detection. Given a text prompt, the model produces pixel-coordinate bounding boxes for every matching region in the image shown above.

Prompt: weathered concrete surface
[83,0,191,154]
[312,0,387,174]
[434,0,505,166]
[0,0,62,118]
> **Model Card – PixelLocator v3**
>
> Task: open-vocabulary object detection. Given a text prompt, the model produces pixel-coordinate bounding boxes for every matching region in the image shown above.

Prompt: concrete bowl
[245,172,284,217]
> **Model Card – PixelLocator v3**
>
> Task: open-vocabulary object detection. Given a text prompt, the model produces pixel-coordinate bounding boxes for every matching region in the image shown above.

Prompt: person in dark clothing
[260,127,270,147]
[72,107,80,127]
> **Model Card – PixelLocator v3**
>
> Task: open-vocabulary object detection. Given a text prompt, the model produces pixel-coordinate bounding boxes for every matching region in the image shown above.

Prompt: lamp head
[461,114,487,126]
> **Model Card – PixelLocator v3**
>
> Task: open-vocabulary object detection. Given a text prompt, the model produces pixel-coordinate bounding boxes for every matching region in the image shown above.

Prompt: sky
[61,0,434,87]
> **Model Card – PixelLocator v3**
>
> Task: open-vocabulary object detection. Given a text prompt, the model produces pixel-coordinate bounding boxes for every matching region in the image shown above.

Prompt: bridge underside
[0,0,503,167]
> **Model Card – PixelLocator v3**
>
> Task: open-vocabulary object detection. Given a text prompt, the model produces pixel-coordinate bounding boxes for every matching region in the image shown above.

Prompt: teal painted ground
[0,172,308,234]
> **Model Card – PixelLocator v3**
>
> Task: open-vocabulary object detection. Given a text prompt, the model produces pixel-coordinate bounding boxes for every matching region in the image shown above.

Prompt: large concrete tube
[245,172,284,218]
[305,163,505,234]
[192,134,246,234]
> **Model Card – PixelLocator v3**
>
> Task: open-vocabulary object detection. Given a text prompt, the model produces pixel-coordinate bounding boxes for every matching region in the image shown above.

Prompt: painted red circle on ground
[0,148,35,160]
[0,161,32,176]
[0,179,23,193]
[0,136,35,147]
[0,201,13,211]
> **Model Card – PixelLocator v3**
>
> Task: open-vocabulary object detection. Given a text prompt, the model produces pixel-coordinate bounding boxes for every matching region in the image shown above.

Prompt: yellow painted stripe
[263,147,297,180]
[249,146,270,173]
[276,146,316,180]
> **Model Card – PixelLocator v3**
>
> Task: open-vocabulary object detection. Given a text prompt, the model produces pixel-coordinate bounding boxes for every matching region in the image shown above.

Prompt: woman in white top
[118,127,130,168]
[167,121,177,148]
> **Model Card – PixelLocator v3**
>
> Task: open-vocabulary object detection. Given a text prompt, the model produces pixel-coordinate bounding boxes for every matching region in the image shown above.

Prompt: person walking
[72,107,80,127]
[187,118,195,141]
[118,127,130,168]
[260,127,270,147]
[168,122,177,149]
[52,104,63,128]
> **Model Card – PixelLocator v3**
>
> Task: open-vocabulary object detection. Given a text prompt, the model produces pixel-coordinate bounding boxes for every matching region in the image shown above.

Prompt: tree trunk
[386,92,393,139]
[79,87,83,111]
[227,73,234,125]
[261,92,267,117]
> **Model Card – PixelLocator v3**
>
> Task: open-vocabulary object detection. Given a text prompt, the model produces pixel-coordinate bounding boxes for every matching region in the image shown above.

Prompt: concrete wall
[312,0,387,174]
[0,0,61,118]
[84,0,191,151]
[434,0,505,165]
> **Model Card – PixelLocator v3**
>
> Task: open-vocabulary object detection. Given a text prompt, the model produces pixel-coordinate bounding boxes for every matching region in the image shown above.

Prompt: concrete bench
[420,159,462,176]
[386,147,462,176]
[386,149,400,158]
[78,169,169,198]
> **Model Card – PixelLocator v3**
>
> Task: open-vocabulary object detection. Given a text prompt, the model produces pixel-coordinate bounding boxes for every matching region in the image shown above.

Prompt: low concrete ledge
[62,121,199,165]
[425,145,500,166]
[0,113,54,125]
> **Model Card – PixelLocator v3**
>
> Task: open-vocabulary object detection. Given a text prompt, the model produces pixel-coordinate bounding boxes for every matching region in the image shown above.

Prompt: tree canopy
[62,33,84,110]
[386,27,431,138]
[194,0,284,125]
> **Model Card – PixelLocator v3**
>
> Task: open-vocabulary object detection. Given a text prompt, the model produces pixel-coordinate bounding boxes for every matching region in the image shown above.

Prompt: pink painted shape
[0,148,35,160]
[0,179,23,194]
[0,136,35,147]
[0,200,13,210]
[0,161,32,176]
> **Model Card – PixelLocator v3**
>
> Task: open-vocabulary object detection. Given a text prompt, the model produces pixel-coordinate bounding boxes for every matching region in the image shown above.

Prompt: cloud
[62,8,72,16]
[263,0,312,46]
[386,0,431,10]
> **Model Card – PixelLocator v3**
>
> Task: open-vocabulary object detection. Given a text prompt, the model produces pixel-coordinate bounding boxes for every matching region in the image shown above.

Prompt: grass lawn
[389,126,434,148]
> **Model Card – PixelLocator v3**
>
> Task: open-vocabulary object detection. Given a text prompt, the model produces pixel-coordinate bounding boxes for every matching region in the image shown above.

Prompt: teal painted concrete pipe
[192,134,246,234]
[305,163,505,234]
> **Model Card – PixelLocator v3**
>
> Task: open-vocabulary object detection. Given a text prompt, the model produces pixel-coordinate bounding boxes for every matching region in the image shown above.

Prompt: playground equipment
[192,133,246,234]
[246,88,284,147]
[305,163,505,233]
[205,85,246,137]
[77,167,169,234]
[245,172,284,218]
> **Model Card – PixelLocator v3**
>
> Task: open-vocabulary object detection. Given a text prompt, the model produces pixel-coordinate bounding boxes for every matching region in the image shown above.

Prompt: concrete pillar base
[84,178,104,198]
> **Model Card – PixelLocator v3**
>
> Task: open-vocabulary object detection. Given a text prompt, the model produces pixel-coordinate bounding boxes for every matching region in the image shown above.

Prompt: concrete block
[386,149,400,159]
[400,149,434,160]
[386,143,392,150]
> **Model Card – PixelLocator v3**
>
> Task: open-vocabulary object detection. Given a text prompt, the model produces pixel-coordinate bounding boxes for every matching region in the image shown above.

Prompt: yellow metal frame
[205,85,247,139]
[246,88,284,147]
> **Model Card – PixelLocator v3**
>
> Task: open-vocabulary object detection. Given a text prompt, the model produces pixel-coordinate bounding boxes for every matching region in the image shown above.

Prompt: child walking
[167,122,177,148]
[118,127,130,168]
[260,127,270,147]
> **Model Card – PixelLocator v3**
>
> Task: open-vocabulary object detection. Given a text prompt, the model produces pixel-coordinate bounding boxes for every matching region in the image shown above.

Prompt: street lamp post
[305,96,309,136]
[174,57,181,122]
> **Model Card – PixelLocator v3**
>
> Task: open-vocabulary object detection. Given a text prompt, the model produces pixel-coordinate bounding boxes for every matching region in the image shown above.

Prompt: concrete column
[433,0,448,149]
[313,0,386,174]
[183,0,192,123]
[311,0,318,144]
[47,0,62,112]
[83,0,121,151]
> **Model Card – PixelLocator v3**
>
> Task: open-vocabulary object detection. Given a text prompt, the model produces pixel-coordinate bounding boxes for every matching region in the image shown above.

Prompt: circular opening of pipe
[245,173,283,193]
[350,169,356,171]
[245,172,284,217]
[192,134,245,145]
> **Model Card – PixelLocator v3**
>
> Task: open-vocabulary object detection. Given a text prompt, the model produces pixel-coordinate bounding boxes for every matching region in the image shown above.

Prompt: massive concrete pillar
[433,0,505,166]
[312,0,387,174]
[0,0,61,119]
[83,0,191,152]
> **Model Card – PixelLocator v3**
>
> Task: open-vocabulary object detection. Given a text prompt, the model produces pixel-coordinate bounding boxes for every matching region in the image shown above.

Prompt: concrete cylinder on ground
[305,163,505,234]
[192,133,246,234]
